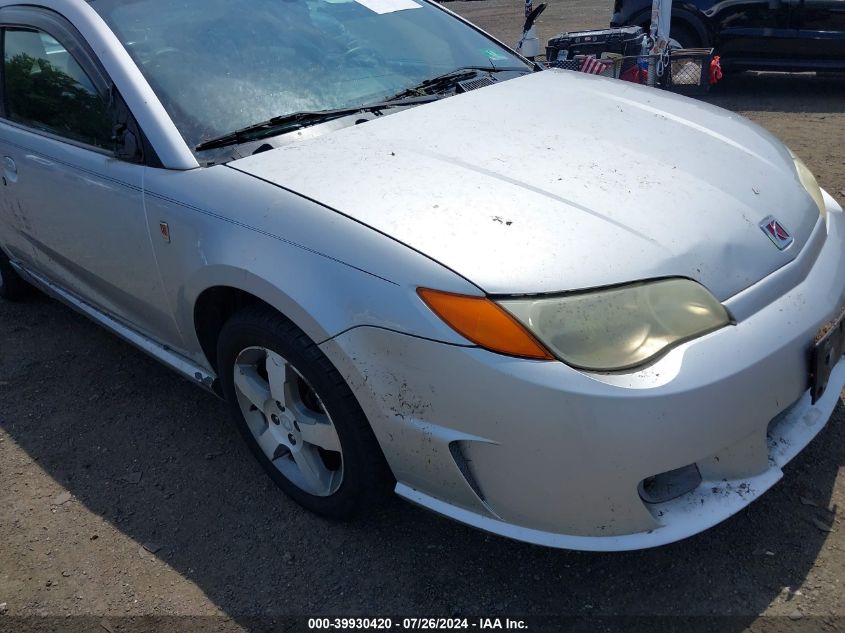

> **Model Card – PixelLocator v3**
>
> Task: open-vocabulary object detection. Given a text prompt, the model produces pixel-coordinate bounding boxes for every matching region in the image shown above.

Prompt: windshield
[90,0,529,153]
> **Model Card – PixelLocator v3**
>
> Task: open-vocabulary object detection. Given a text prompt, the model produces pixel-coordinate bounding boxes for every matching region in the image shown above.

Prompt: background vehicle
[611,0,845,71]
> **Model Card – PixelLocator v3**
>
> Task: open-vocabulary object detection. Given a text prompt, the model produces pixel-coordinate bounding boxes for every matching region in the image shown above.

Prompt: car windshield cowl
[194,95,442,153]
[385,65,533,101]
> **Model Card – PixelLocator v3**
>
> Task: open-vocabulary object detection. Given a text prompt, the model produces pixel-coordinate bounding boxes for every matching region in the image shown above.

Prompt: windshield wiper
[386,65,531,101]
[195,95,440,152]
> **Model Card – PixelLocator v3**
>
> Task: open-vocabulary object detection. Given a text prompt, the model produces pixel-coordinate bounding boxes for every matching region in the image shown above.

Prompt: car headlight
[789,149,826,218]
[497,278,731,371]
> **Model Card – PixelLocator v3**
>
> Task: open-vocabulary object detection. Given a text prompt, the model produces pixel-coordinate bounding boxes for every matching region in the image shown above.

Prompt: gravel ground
[1,2,844,631]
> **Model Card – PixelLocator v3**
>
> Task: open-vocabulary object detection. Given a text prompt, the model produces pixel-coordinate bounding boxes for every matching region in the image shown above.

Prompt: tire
[0,250,30,301]
[666,22,702,49]
[641,20,702,49]
[217,304,392,519]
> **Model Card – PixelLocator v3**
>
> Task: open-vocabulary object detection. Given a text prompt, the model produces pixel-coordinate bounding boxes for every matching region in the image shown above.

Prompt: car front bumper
[320,193,845,551]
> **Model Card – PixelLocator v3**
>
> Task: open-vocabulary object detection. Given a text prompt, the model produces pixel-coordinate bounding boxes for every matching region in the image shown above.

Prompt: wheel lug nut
[271,414,280,425]
[293,420,300,432]
[288,434,296,445]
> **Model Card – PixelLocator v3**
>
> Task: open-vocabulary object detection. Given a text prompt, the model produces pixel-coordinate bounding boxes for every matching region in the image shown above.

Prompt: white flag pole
[647,0,672,85]
[650,0,672,55]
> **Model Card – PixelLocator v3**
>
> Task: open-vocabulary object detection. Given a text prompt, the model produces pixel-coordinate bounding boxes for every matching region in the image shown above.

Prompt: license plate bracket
[811,309,845,403]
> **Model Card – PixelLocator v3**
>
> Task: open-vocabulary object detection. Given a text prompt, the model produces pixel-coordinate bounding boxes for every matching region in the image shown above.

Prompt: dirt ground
[1,2,844,632]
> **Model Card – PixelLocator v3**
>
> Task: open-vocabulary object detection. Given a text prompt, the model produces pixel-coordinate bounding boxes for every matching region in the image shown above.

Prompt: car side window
[3,27,112,149]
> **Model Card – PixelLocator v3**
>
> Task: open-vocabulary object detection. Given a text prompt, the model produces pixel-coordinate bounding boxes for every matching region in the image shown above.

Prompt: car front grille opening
[449,441,487,502]
[638,463,702,504]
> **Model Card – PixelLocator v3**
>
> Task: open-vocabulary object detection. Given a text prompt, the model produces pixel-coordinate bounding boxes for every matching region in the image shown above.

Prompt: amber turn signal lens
[417,288,554,360]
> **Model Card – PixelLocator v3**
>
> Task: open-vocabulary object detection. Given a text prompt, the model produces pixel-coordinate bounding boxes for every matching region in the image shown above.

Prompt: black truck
[610,0,845,71]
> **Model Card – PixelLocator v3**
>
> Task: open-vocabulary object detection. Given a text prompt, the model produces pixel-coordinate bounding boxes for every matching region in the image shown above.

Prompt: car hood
[231,70,820,299]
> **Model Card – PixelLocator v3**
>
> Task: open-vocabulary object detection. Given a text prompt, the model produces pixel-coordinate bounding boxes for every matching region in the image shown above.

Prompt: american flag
[579,55,613,75]
[554,58,581,71]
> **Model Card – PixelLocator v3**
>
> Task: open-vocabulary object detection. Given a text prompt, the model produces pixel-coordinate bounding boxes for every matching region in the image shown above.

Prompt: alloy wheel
[233,346,344,497]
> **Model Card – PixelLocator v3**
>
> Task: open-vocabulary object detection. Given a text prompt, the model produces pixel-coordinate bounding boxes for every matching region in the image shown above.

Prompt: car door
[0,7,182,345]
[709,0,802,62]
[797,0,845,61]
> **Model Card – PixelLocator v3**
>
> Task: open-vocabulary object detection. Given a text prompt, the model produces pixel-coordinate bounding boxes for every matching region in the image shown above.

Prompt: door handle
[2,156,17,184]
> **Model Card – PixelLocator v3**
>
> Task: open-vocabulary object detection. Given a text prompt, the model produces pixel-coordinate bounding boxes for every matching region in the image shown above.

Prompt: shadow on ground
[1,289,842,627]
[703,71,845,114]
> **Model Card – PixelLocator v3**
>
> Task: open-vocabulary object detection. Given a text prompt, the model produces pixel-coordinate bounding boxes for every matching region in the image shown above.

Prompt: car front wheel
[217,304,391,518]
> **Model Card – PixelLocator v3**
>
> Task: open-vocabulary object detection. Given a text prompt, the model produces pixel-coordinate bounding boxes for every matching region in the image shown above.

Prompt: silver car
[0,0,843,551]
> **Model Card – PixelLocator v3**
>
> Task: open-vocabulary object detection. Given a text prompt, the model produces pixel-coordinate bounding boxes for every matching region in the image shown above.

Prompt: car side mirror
[110,85,144,163]
[112,123,140,161]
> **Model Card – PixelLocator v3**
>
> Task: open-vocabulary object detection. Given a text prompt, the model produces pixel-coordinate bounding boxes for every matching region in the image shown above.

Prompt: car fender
[142,164,479,371]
